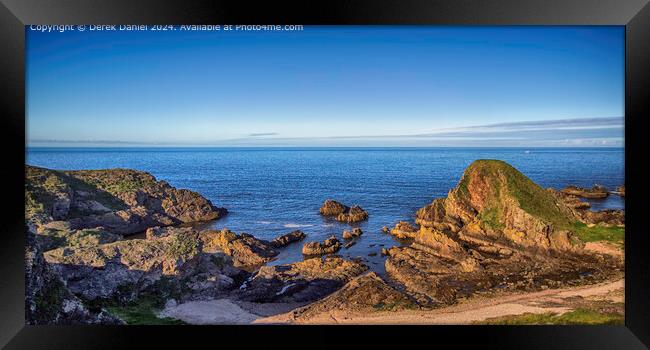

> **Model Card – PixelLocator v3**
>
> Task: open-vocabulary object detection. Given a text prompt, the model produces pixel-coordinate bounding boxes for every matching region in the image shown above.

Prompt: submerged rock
[319,199,368,223]
[561,185,609,199]
[238,256,368,303]
[302,236,342,256]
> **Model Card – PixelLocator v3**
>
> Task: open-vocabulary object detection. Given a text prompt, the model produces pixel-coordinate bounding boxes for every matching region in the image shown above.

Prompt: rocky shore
[25,161,625,325]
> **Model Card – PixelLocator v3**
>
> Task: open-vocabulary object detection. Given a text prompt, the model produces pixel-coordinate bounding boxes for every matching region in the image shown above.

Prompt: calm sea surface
[26,147,625,273]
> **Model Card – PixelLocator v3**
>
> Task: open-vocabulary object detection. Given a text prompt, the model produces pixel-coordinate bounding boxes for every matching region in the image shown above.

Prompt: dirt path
[254,278,624,325]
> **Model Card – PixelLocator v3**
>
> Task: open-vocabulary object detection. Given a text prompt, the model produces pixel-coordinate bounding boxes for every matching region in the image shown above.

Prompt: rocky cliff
[25,226,123,324]
[26,165,227,249]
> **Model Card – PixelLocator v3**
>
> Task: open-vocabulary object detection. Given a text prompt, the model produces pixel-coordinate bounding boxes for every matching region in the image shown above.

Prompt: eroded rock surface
[389,221,418,239]
[561,185,609,199]
[302,236,342,256]
[25,226,123,324]
[238,256,368,303]
[44,229,249,302]
[286,272,417,322]
[270,230,306,248]
[384,160,623,307]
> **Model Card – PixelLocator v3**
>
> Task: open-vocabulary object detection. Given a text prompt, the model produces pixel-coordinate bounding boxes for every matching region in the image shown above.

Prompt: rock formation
[616,185,625,197]
[552,189,624,226]
[319,199,368,223]
[561,185,609,198]
[342,227,363,240]
[302,236,342,256]
[384,160,623,306]
[238,256,368,303]
[389,221,418,239]
[269,230,306,248]
[25,226,123,324]
[26,165,227,249]
[286,272,417,322]
[201,229,279,269]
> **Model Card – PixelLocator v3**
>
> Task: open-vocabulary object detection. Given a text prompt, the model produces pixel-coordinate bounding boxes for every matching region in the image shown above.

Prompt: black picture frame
[1,1,648,349]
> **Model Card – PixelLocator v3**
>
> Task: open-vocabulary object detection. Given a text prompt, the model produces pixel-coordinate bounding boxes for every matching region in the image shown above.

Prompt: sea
[26,147,625,274]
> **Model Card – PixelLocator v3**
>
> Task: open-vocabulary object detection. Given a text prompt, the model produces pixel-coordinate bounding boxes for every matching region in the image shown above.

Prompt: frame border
[1,1,648,349]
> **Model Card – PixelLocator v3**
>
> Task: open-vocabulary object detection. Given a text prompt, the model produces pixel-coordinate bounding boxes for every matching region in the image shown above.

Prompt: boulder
[342,227,363,240]
[302,236,342,256]
[269,230,306,248]
[201,229,279,269]
[319,199,369,223]
[337,206,369,223]
[319,199,348,216]
[238,256,368,303]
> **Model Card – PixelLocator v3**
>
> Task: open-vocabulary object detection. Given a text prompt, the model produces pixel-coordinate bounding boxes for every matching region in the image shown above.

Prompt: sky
[26,26,624,147]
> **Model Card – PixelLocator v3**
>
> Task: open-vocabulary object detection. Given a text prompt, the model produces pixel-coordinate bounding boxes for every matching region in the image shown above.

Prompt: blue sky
[26,26,624,147]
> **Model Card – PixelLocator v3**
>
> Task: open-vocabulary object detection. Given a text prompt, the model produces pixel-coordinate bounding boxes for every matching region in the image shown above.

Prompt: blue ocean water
[26,147,625,273]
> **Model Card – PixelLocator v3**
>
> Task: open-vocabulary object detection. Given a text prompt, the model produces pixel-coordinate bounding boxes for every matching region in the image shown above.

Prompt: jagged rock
[337,206,369,223]
[25,165,227,249]
[551,189,624,226]
[302,236,342,256]
[380,248,390,256]
[344,241,356,249]
[319,200,369,223]
[287,272,417,321]
[269,230,306,248]
[319,199,348,216]
[579,210,625,226]
[25,226,123,324]
[44,229,245,302]
[561,185,609,199]
[201,229,279,269]
[342,227,363,240]
[389,221,418,239]
[381,226,389,233]
[238,256,368,303]
[616,185,625,197]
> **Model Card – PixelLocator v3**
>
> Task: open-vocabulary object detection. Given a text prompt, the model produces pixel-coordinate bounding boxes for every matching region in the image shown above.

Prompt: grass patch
[572,222,625,246]
[477,308,624,325]
[105,297,185,325]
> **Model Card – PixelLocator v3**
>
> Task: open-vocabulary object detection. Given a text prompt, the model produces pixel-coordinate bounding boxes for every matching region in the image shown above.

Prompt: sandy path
[158,299,260,324]
[254,278,624,325]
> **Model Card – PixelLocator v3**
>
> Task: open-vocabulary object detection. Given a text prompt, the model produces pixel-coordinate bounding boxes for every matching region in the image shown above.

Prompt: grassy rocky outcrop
[26,165,227,250]
[385,160,624,307]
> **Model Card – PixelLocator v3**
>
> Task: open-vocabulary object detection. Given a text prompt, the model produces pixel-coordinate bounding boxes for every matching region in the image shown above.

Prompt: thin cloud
[248,132,279,137]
